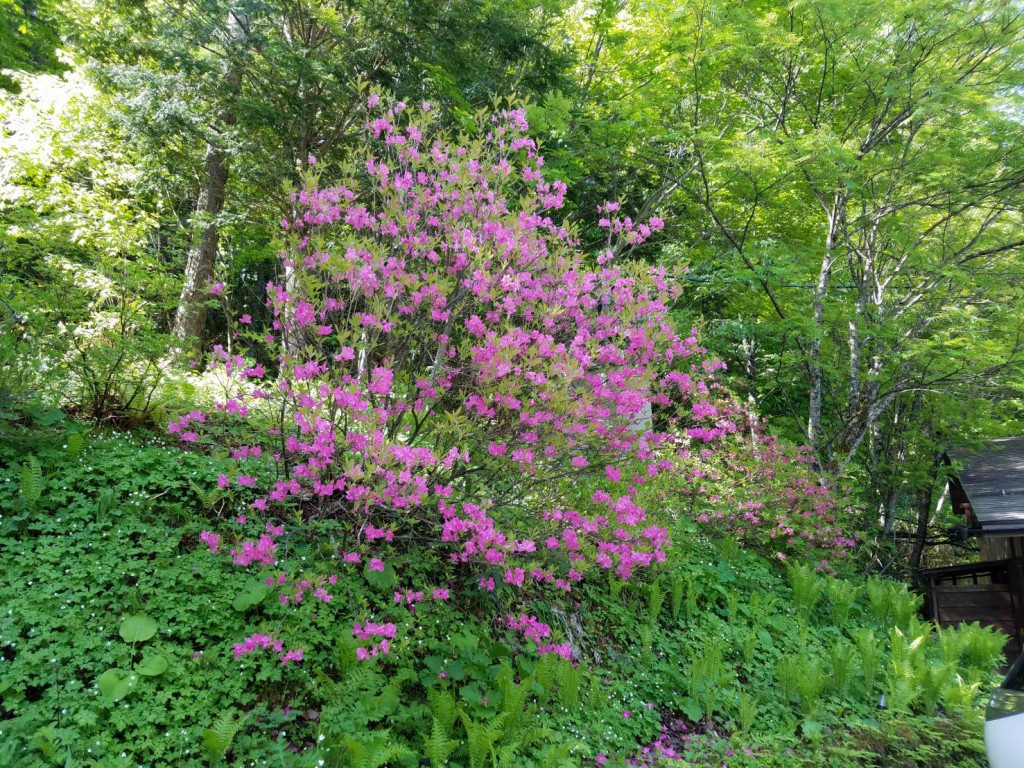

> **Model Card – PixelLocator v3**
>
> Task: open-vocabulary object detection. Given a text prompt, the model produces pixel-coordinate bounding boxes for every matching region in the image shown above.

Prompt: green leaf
[363,560,397,590]
[119,615,158,643]
[715,560,736,584]
[451,632,479,652]
[446,660,466,681]
[459,682,485,706]
[677,695,703,723]
[97,668,137,702]
[231,578,269,611]
[135,654,168,676]
[801,719,823,740]
[34,408,65,426]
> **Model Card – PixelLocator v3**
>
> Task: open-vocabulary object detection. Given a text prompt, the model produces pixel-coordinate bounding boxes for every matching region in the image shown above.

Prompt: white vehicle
[986,655,1024,768]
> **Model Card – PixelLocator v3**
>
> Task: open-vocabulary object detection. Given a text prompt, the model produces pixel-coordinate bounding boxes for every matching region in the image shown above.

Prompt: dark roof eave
[974,525,1024,535]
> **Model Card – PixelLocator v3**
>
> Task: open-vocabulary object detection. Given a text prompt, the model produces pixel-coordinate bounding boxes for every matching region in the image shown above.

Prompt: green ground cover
[0,426,1003,767]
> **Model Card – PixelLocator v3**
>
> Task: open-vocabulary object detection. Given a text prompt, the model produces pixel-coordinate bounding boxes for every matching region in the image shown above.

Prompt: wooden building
[924,437,1024,664]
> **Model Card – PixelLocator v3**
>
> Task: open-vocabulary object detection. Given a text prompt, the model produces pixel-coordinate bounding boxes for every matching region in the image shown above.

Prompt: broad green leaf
[715,560,736,584]
[135,654,168,676]
[446,659,466,680]
[677,696,703,723]
[119,615,158,643]
[97,668,136,702]
[362,561,397,590]
[451,632,479,651]
[231,578,269,611]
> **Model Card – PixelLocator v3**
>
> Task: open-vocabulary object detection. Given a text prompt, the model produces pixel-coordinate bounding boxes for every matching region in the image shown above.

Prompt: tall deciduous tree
[557,0,1024,485]
[171,5,245,346]
[62,0,571,350]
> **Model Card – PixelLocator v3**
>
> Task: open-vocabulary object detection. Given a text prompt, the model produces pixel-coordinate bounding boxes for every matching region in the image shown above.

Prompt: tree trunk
[808,202,842,451]
[281,130,316,360]
[807,258,829,448]
[909,454,942,571]
[172,143,230,348]
[171,8,245,354]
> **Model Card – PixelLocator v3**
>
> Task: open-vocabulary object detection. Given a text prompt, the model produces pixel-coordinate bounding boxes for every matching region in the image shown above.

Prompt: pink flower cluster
[230,521,284,567]
[682,408,857,563]
[167,409,205,443]
[199,530,221,553]
[352,621,397,660]
[232,633,304,666]
[271,571,337,605]
[506,614,573,660]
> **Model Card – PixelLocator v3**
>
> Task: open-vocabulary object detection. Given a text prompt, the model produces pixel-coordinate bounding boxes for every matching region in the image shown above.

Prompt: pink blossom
[199,530,221,553]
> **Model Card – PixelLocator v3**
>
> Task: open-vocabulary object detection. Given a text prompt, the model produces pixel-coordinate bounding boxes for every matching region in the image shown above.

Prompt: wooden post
[926,572,940,624]
[1009,558,1024,652]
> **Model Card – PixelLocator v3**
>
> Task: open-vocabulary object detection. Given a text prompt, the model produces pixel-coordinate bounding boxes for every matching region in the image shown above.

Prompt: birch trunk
[808,202,843,450]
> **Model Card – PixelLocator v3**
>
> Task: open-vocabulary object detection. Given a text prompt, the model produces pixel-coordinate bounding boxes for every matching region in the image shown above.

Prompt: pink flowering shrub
[174,93,737,660]
[676,409,858,564]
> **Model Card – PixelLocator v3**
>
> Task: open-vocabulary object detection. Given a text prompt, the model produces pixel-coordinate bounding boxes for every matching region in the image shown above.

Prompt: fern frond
[555,660,584,710]
[203,711,248,761]
[496,663,530,728]
[424,716,460,767]
[537,741,572,768]
[65,431,86,462]
[647,578,665,623]
[20,455,42,510]
[461,710,508,768]
[535,654,557,702]
[494,741,522,768]
[342,734,367,768]
[669,573,685,621]
[428,686,459,734]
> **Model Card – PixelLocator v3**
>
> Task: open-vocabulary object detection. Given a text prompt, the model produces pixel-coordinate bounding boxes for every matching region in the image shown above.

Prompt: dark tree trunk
[172,8,246,354]
[910,453,943,571]
[172,143,230,348]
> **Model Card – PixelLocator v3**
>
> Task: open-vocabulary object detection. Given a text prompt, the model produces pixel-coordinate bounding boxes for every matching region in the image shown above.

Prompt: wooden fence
[924,558,1024,665]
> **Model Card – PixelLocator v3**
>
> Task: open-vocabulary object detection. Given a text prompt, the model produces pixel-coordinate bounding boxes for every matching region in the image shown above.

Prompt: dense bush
[173,94,737,655]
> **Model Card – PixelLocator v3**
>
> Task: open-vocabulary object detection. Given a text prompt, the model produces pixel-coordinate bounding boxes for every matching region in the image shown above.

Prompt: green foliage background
[3,0,1024,765]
